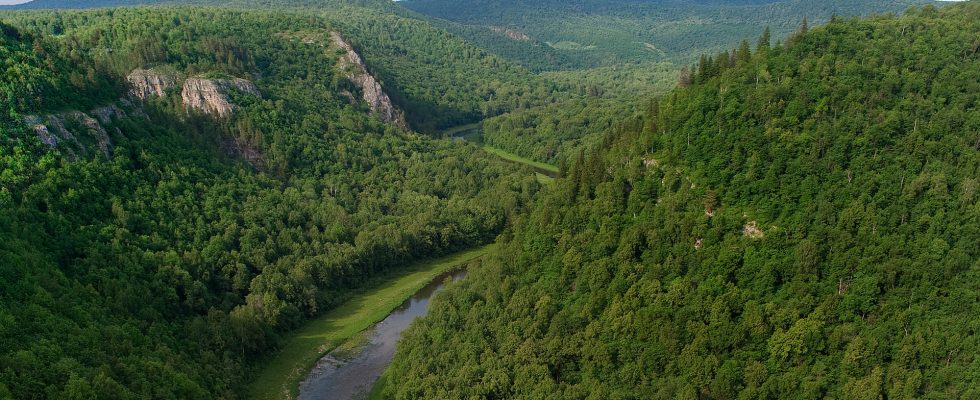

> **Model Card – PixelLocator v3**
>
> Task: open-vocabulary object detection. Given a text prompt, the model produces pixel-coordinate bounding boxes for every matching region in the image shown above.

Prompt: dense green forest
[2,0,400,11]
[4,5,559,133]
[0,7,544,398]
[2,0,978,399]
[395,0,944,168]
[384,3,980,399]
[480,61,677,164]
[401,0,933,70]
[321,7,553,133]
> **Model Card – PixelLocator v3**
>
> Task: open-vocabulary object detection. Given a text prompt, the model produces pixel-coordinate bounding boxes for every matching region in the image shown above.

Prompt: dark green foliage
[0,20,120,118]
[480,62,677,164]
[326,8,553,133]
[384,3,980,399]
[0,9,541,398]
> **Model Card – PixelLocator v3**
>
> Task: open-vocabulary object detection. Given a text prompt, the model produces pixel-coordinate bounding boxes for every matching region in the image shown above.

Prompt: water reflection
[298,268,467,400]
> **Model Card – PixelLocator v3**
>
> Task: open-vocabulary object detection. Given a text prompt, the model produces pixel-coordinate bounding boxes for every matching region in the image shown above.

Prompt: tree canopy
[383,3,980,399]
[0,7,544,398]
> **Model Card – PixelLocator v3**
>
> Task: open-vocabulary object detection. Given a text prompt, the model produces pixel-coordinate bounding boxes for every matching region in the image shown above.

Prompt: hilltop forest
[384,3,980,399]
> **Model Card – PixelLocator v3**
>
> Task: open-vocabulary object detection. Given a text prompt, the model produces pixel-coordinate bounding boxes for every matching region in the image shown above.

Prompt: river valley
[297,268,467,400]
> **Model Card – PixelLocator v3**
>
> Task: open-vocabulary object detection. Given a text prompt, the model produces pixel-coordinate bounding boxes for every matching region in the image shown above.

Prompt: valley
[447,123,559,179]
[249,245,491,400]
[0,1,977,399]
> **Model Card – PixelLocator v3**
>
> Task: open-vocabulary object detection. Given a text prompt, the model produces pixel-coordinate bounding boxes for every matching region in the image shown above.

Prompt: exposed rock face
[490,26,532,42]
[91,104,126,125]
[181,78,260,118]
[24,107,123,159]
[25,115,59,147]
[330,31,409,130]
[743,221,764,239]
[127,68,178,100]
[219,136,266,170]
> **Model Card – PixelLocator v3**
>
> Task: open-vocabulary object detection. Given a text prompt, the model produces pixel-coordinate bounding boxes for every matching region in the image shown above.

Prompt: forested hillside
[0,8,543,398]
[384,3,980,399]
[323,7,551,132]
[6,5,555,134]
[2,0,399,11]
[398,0,944,169]
[401,0,933,70]
[480,61,677,164]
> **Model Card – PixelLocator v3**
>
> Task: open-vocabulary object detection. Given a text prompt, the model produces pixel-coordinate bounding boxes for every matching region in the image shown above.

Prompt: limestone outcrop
[489,26,532,42]
[24,105,128,159]
[743,221,764,239]
[181,78,260,118]
[127,68,178,100]
[330,31,409,129]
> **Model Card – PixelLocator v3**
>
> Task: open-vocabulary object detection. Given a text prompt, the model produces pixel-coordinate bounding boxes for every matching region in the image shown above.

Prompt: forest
[0,7,545,398]
[383,3,980,399]
[401,0,934,70]
[392,0,944,168]
[1,0,977,399]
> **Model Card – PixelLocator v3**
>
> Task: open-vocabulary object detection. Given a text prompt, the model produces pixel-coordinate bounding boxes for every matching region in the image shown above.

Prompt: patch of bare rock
[329,31,409,130]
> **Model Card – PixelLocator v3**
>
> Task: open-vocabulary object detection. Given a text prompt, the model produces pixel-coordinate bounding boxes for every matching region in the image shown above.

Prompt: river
[296,268,468,400]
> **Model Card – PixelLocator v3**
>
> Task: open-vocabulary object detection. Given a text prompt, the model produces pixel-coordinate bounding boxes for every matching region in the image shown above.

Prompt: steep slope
[329,31,409,130]
[383,3,980,399]
[0,9,544,399]
[180,76,261,117]
[4,3,552,133]
[324,7,549,132]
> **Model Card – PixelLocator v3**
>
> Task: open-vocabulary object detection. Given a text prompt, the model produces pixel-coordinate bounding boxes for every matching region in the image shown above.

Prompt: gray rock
[181,77,260,118]
[127,68,178,100]
[330,31,409,130]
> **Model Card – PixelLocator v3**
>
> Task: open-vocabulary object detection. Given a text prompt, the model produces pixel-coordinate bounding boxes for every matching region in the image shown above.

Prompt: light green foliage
[480,62,677,164]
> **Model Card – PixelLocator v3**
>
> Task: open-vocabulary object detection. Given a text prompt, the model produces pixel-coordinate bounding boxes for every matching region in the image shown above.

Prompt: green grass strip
[482,145,559,174]
[248,244,495,400]
[443,122,557,180]
[441,122,481,137]
[535,172,555,184]
[366,371,389,400]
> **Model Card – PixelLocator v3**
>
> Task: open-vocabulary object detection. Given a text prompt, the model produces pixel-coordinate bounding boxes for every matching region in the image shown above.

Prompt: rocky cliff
[489,26,532,42]
[330,31,409,130]
[126,68,178,100]
[24,101,138,160]
[181,77,261,118]
[126,67,260,118]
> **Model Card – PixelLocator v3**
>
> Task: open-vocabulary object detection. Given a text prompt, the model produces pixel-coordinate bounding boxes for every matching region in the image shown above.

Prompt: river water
[297,268,467,400]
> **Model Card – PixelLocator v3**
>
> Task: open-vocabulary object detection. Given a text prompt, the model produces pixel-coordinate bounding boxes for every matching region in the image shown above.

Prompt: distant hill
[399,0,937,70]
[3,0,165,8]
[5,0,939,71]
[2,0,394,9]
